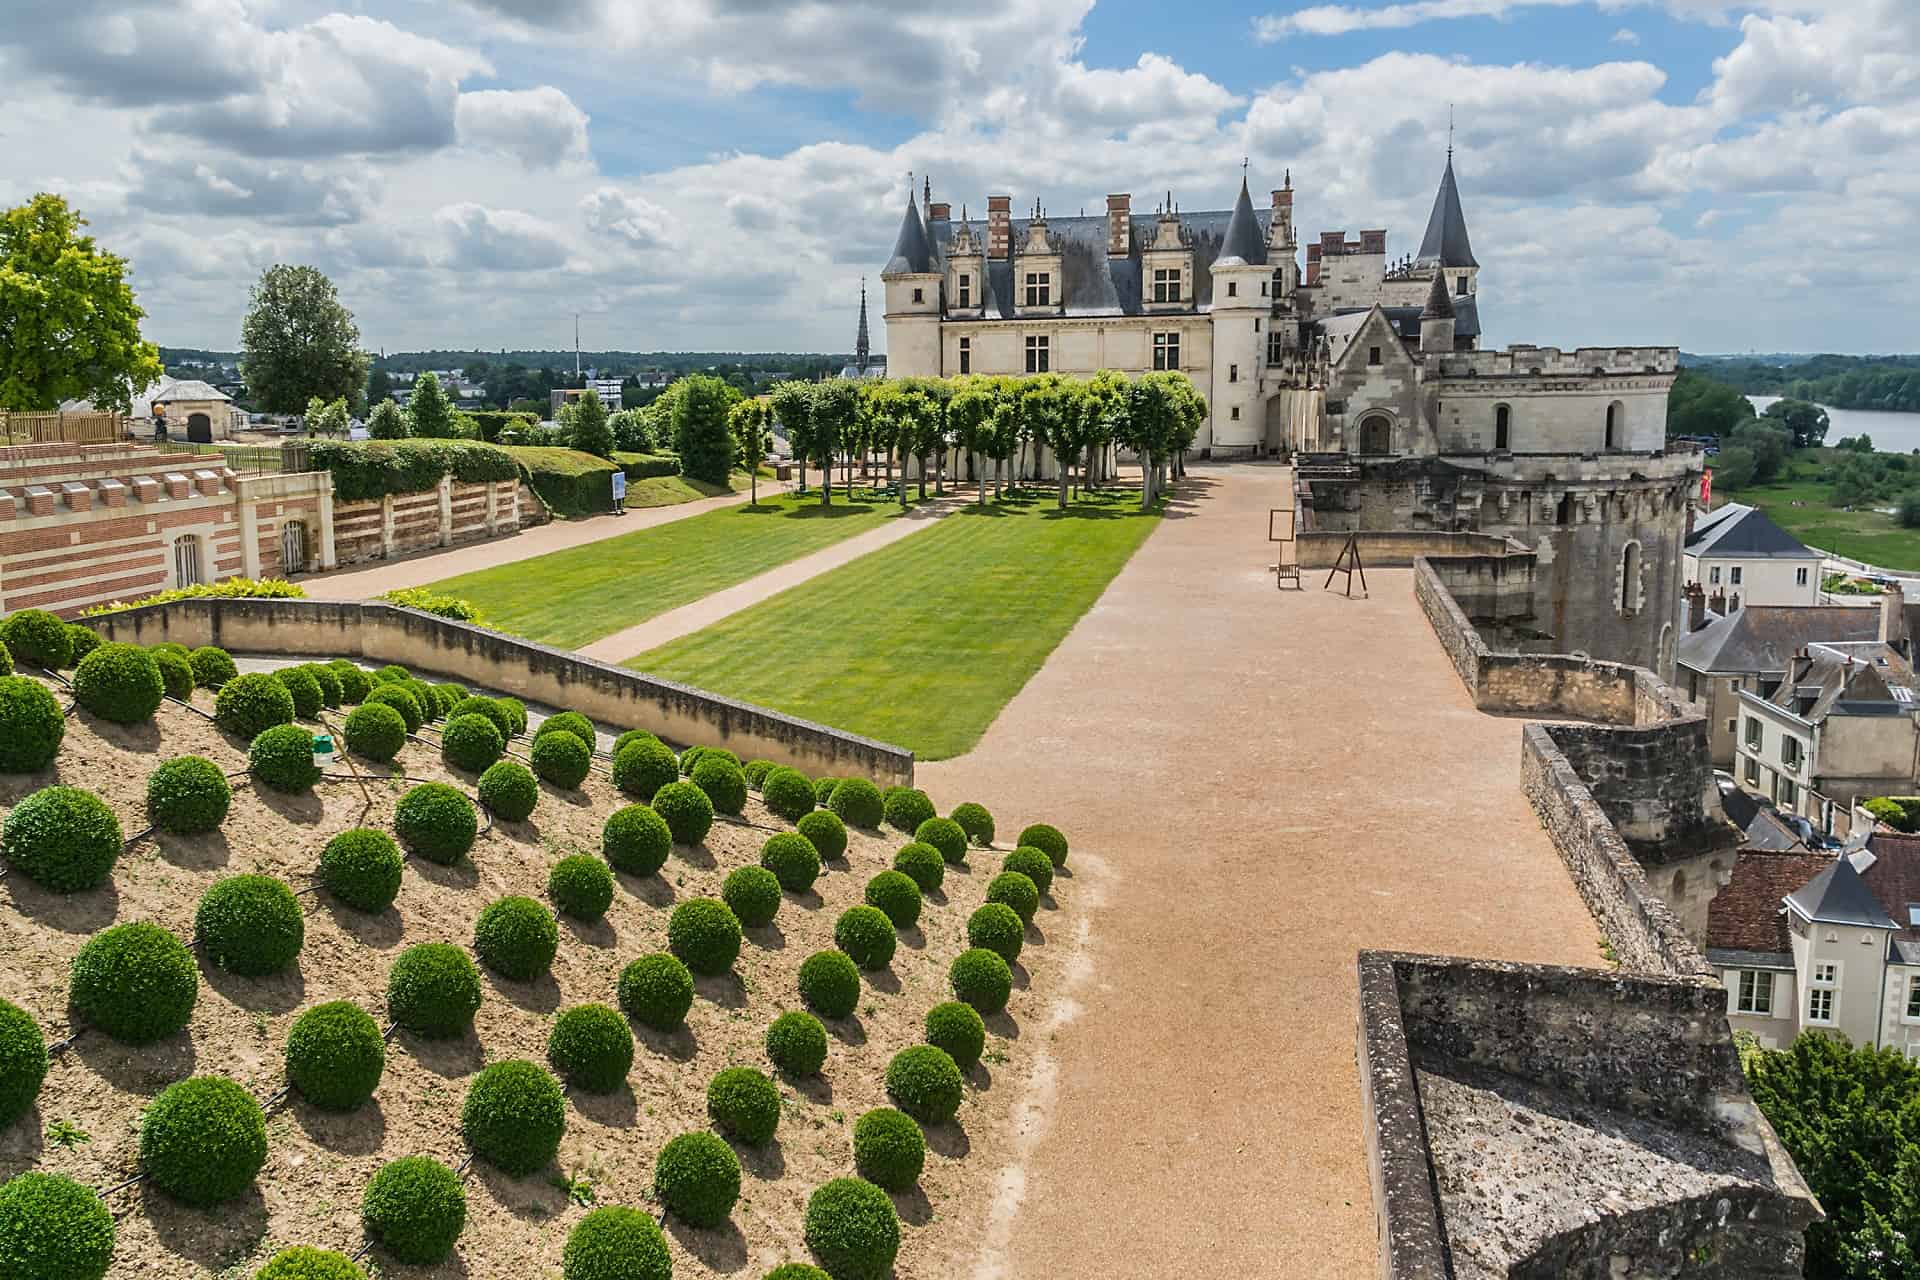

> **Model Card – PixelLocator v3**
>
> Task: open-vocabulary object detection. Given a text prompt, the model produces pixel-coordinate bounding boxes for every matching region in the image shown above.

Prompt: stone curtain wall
[1292,529,1515,569]
[89,598,914,784]
[331,478,528,568]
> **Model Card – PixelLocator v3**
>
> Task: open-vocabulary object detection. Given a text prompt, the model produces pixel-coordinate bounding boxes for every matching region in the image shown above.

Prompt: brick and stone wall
[330,477,526,568]
[88,598,913,784]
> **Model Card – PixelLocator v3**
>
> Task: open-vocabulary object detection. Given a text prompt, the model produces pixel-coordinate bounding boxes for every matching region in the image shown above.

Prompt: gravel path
[917,463,1602,1279]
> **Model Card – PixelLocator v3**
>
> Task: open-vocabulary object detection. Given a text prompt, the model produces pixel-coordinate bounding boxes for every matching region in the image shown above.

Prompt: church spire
[855,279,870,368]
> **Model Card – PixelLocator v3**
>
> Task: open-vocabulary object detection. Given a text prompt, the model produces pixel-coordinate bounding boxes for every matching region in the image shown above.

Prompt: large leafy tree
[0,193,162,412]
[809,381,860,507]
[673,373,738,485]
[367,400,409,440]
[947,382,996,506]
[240,264,368,414]
[570,387,614,458]
[1763,397,1831,449]
[770,381,815,495]
[1666,367,1755,442]
[406,371,456,438]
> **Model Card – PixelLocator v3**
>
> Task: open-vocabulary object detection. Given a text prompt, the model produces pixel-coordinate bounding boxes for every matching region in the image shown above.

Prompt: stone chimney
[928,202,950,222]
[1709,586,1728,616]
[1106,194,1131,256]
[987,195,1011,259]
[1881,581,1908,654]
[1359,229,1387,255]
[1686,582,1707,632]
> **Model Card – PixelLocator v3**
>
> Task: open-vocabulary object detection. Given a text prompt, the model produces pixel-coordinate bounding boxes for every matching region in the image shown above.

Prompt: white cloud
[1254,0,1581,41]
[435,203,572,272]
[581,188,676,249]
[1612,27,1641,44]
[456,88,590,168]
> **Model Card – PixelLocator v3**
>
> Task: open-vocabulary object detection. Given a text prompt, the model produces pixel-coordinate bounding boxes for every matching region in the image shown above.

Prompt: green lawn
[427,491,902,650]
[626,488,1164,760]
[1726,464,1920,570]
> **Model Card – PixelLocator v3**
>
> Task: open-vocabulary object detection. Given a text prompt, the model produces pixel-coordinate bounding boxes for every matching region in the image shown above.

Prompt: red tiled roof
[1706,850,1835,953]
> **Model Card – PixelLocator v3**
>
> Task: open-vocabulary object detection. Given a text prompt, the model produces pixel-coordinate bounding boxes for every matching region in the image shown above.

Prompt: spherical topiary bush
[139,1075,267,1206]
[153,649,194,701]
[760,832,821,893]
[535,711,597,750]
[387,943,483,1038]
[986,870,1040,924]
[925,1001,987,1072]
[72,643,164,723]
[617,953,694,1031]
[1,784,119,891]
[813,777,842,807]
[549,854,615,921]
[343,701,407,762]
[0,1172,115,1280]
[652,780,714,846]
[612,728,660,757]
[863,871,922,930]
[562,1206,673,1280]
[272,664,324,720]
[797,810,848,862]
[478,760,539,821]
[394,783,477,865]
[892,842,945,894]
[882,787,935,833]
[765,1267,832,1280]
[547,1003,634,1093]
[828,777,883,829]
[603,804,672,876]
[612,737,678,801]
[798,950,861,1019]
[707,1066,781,1145]
[0,999,47,1130]
[669,897,742,976]
[320,828,404,913]
[449,695,514,740]
[677,744,707,776]
[853,1108,926,1191]
[0,676,63,773]
[361,1155,466,1266]
[691,755,747,817]
[431,684,465,718]
[250,722,321,792]
[967,902,1025,964]
[304,663,343,709]
[804,1177,901,1280]
[64,625,101,665]
[401,679,440,724]
[742,758,776,789]
[654,1131,741,1228]
[255,1246,367,1279]
[474,896,559,981]
[461,1059,566,1176]
[884,1044,964,1125]
[723,865,783,928]
[950,948,1014,1015]
[916,817,969,866]
[441,713,504,773]
[285,1000,385,1112]
[765,1010,829,1076]
[188,644,238,689]
[329,660,374,704]
[495,696,529,737]
[373,664,410,684]
[834,906,896,971]
[214,670,295,739]
[762,767,816,821]
[531,728,591,790]
[196,874,304,976]
[150,639,187,658]
[70,922,196,1043]
[144,756,232,835]
[1017,822,1069,867]
[1,609,72,669]
[364,683,423,733]
[1004,846,1055,897]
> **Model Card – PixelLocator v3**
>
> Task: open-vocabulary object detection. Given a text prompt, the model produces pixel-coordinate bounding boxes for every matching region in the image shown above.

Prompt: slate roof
[1366,297,1482,343]
[1416,154,1478,269]
[1685,503,1820,560]
[1763,643,1917,720]
[1422,271,1454,320]
[1706,850,1835,957]
[1718,783,1811,852]
[1786,854,1899,930]
[1677,605,1883,676]
[884,193,936,276]
[1216,178,1267,266]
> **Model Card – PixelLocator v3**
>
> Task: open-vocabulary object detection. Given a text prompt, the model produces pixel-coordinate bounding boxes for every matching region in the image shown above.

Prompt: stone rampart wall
[1294,529,1515,569]
[88,598,913,784]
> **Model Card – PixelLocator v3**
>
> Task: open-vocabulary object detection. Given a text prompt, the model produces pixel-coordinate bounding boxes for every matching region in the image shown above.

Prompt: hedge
[803,1178,900,1280]
[761,832,822,893]
[0,676,63,772]
[534,710,597,750]
[477,760,538,821]
[827,777,884,829]
[450,695,514,739]
[511,447,623,518]
[441,713,504,772]
[531,729,592,789]
[611,737,678,800]
[967,902,1025,964]
[0,1173,116,1280]
[863,871,922,930]
[892,842,945,894]
[1017,822,1069,867]
[286,1000,386,1112]
[343,701,408,762]
[2,785,121,892]
[1004,846,1055,896]
[328,660,373,704]
[388,943,483,1039]
[70,922,197,1042]
[653,1131,740,1228]
[916,817,968,866]
[139,1075,267,1206]
[462,1059,566,1176]
[617,953,694,1031]
[273,664,324,719]
[364,683,423,733]
[562,1206,672,1280]
[361,1155,466,1265]
[762,767,816,821]
[723,865,783,928]
[189,644,239,689]
[64,625,100,664]
[986,870,1041,924]
[881,787,935,833]
[652,780,714,845]
[153,649,194,701]
[309,438,518,502]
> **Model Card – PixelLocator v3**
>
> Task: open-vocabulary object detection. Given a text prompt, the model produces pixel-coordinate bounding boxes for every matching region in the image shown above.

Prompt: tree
[0,193,162,412]
[239,264,367,414]
[609,407,654,453]
[673,374,737,485]
[407,371,456,438]
[1710,445,1756,490]
[1763,397,1831,449]
[1728,420,1791,483]
[809,381,859,507]
[983,386,1022,500]
[367,400,409,440]
[570,388,613,458]
[730,399,771,506]
[305,396,349,438]
[770,381,815,495]
[366,366,393,407]
[947,383,995,506]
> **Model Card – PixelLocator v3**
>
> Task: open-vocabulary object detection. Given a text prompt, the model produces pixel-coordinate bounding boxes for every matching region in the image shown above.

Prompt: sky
[3,0,1915,358]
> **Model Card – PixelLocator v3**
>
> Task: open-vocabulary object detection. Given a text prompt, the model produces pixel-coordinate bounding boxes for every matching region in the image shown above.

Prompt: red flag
[1701,469,1712,507]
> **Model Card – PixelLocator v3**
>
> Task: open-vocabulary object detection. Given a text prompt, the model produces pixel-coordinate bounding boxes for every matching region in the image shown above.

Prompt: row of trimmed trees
[766,370,1205,511]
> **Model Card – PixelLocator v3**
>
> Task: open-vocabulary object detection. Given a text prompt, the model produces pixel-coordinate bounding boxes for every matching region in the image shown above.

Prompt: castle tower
[854,279,871,370]
[1207,176,1268,453]
[1420,271,1455,355]
[1414,149,1479,300]
[880,185,942,377]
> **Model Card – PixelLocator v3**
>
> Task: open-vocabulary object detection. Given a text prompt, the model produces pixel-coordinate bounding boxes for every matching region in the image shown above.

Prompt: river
[1748,396,1920,453]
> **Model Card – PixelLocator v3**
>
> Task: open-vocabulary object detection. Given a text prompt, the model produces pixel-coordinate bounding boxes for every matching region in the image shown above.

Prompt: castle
[879,155,1705,672]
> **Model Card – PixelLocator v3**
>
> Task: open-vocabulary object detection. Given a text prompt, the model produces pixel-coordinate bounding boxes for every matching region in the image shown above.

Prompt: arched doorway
[1358,414,1392,455]
[280,521,308,575]
[187,412,213,443]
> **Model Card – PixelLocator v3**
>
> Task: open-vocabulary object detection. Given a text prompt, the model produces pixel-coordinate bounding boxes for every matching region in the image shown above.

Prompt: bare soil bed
[0,675,1077,1278]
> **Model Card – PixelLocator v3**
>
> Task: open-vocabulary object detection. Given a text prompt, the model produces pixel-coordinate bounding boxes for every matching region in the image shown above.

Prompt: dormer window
[1024,273,1051,307]
[1456,274,1469,296]
[1153,269,1182,303]
[958,275,971,308]
[912,288,923,304]
[1227,282,1238,298]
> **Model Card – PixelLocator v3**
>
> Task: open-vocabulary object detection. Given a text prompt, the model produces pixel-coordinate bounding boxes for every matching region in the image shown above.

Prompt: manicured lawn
[626,487,1164,760]
[427,491,902,650]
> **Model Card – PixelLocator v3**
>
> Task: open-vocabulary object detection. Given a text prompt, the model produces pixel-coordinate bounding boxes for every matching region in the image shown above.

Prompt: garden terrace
[0,645,1080,1277]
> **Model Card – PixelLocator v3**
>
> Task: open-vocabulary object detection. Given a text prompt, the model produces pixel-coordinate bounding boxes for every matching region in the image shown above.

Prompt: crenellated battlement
[1432,345,1679,380]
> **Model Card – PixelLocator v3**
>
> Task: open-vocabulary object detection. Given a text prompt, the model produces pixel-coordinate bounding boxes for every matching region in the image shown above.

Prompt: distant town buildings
[1684,502,1822,608]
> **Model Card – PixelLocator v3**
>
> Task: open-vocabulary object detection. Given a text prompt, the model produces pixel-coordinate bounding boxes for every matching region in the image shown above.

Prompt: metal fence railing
[147,438,292,475]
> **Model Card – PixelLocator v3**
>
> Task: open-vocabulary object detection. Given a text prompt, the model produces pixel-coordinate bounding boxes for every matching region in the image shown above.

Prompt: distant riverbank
[1749,396,1920,452]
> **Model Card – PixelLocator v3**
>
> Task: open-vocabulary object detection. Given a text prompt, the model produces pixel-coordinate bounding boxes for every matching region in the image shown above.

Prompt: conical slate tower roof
[855,279,870,366]
[1416,154,1478,269]
[1216,177,1267,266]
[883,192,934,275]
[1421,270,1455,320]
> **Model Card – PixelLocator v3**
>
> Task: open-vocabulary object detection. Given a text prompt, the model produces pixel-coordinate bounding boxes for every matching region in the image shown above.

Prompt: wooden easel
[1324,534,1368,598]
[1268,506,1301,590]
